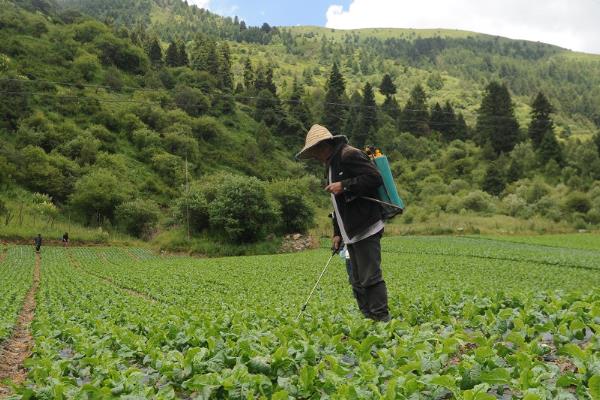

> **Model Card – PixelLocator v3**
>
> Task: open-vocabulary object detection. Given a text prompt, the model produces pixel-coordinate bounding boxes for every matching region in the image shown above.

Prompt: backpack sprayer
[363,146,405,220]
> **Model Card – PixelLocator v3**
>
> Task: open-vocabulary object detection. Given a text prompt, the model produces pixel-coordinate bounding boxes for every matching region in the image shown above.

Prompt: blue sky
[198,0,351,27]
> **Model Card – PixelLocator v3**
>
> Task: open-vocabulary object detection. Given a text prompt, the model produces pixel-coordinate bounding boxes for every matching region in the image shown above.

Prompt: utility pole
[185,156,190,241]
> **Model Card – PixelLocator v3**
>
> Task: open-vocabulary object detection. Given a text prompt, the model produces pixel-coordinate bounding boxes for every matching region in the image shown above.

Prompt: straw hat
[295,124,347,160]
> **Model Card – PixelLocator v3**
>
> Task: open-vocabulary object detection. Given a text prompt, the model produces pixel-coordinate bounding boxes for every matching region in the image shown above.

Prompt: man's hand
[325,182,344,195]
[332,236,342,252]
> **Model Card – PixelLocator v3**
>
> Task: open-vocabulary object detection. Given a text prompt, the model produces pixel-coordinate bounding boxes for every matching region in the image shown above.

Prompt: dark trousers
[347,230,389,321]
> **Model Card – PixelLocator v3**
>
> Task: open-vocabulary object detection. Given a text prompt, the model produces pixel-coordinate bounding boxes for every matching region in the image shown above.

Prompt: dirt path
[0,252,41,397]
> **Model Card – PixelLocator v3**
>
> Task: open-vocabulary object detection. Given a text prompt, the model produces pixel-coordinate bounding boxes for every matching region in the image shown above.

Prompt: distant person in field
[62,232,69,247]
[297,124,390,322]
[34,233,42,253]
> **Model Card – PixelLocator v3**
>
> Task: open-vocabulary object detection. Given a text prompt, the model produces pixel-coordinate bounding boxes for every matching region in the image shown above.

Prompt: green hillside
[2,0,600,252]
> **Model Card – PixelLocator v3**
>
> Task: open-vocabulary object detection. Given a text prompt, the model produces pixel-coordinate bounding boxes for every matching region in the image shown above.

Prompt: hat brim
[295,135,348,160]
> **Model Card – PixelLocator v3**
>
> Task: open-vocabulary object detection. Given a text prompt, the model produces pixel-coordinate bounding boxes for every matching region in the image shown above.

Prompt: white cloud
[325,0,600,54]
[187,0,211,9]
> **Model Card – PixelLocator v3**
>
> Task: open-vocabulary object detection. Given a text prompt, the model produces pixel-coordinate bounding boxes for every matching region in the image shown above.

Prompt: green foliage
[528,92,554,149]
[482,162,506,196]
[477,82,520,155]
[400,84,429,136]
[563,192,591,214]
[269,179,315,234]
[115,198,159,238]
[70,168,130,224]
[322,62,346,135]
[208,174,278,243]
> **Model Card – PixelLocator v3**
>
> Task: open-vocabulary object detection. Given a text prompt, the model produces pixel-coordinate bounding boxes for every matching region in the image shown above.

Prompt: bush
[173,86,210,117]
[269,179,315,234]
[501,194,531,218]
[563,192,591,214]
[174,189,210,234]
[116,199,160,238]
[208,175,278,243]
[459,190,495,213]
[70,168,130,224]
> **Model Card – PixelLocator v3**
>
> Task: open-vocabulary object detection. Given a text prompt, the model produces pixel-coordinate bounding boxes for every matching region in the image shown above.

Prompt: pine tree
[288,78,311,129]
[265,66,277,95]
[344,91,362,142]
[354,82,377,147]
[382,96,400,120]
[482,161,506,196]
[243,58,254,92]
[148,38,163,66]
[400,84,429,136]
[379,74,396,97]
[455,113,468,141]
[538,130,563,166]
[429,102,445,134]
[528,92,554,149]
[476,81,520,155]
[322,62,346,135]
[218,42,233,91]
[441,101,458,141]
[177,41,189,66]
[165,41,178,67]
[506,160,523,183]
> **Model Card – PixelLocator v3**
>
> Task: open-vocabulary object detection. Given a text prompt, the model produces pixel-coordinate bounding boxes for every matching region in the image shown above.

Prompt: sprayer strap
[361,196,404,211]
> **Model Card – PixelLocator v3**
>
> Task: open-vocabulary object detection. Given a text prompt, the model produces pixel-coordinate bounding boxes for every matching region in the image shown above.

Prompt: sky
[188,0,600,54]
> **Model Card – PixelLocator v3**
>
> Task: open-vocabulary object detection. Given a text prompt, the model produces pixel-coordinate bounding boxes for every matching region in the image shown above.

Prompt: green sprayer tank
[372,152,405,218]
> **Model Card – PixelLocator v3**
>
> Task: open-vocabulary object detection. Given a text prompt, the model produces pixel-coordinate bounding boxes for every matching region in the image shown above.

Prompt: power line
[0,77,575,125]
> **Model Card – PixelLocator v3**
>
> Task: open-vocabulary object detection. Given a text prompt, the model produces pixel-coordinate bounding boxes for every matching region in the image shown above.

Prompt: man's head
[295,124,348,163]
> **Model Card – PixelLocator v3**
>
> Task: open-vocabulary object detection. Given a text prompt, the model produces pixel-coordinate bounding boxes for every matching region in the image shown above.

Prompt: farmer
[62,232,69,247]
[296,124,390,322]
[34,233,42,253]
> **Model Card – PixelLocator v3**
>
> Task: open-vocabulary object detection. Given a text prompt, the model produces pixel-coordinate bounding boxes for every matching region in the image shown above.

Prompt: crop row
[10,242,600,398]
[0,246,33,341]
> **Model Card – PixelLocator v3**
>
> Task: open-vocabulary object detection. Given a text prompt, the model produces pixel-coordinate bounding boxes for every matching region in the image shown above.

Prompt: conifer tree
[322,62,346,135]
[476,81,520,155]
[218,42,233,91]
[243,58,254,92]
[482,161,506,196]
[165,41,178,67]
[354,82,377,147]
[344,91,362,143]
[288,78,311,129]
[177,41,189,66]
[455,113,468,140]
[528,92,554,149]
[379,74,396,97]
[538,130,563,166]
[506,160,523,183]
[441,101,458,140]
[429,102,445,134]
[148,37,163,66]
[400,84,429,136]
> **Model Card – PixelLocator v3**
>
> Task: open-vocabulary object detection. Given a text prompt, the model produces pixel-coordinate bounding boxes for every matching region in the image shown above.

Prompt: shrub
[191,116,225,141]
[116,199,160,238]
[173,86,210,117]
[459,190,495,213]
[269,179,315,234]
[70,169,130,224]
[174,189,210,234]
[208,175,278,243]
[501,194,531,218]
[563,192,591,214]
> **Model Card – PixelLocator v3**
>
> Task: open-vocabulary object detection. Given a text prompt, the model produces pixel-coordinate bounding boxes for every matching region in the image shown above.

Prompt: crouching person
[296,124,390,322]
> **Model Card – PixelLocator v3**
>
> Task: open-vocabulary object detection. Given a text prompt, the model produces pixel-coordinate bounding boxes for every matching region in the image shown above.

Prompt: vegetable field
[1,236,600,399]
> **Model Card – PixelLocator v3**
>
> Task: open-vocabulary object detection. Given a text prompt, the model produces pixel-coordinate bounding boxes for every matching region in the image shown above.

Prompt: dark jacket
[328,143,383,239]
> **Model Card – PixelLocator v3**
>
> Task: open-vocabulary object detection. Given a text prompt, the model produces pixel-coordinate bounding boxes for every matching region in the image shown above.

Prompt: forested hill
[2,0,600,248]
